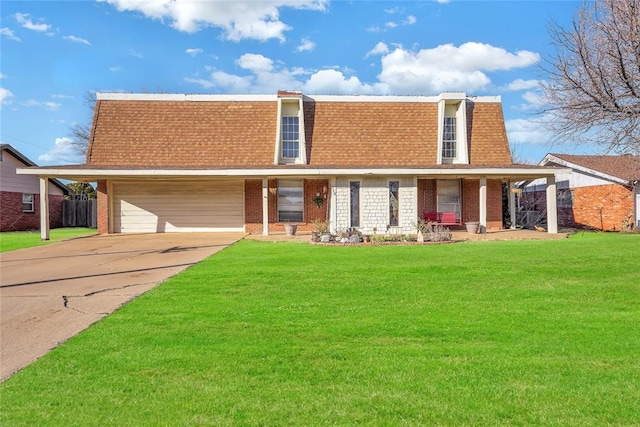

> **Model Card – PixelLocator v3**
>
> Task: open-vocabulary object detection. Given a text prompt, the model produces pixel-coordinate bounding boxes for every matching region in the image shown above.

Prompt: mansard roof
[86,92,513,169]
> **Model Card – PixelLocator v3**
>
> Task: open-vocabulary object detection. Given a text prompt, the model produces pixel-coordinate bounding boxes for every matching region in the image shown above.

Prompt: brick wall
[96,180,109,234]
[251,178,329,234]
[462,179,503,230]
[572,184,634,230]
[0,191,64,232]
[524,183,634,231]
[244,180,263,234]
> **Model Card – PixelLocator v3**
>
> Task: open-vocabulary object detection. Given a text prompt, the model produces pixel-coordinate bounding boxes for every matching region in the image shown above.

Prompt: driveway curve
[0,232,244,382]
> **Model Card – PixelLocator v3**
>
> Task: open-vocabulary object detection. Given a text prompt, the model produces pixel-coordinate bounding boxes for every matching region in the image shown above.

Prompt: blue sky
[1,0,590,166]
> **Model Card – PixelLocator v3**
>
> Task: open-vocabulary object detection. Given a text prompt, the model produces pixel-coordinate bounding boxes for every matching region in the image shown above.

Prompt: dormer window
[437,93,469,165]
[274,91,307,165]
[442,116,457,160]
[281,116,300,159]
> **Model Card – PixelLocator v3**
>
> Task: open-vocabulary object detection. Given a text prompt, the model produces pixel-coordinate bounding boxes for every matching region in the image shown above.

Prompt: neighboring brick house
[18,91,568,239]
[1,144,70,232]
[521,154,640,231]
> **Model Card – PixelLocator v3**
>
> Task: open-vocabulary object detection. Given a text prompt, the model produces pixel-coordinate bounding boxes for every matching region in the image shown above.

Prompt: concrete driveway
[0,232,244,382]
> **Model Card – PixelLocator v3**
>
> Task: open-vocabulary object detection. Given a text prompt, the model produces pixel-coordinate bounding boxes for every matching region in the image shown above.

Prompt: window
[442,116,457,159]
[557,189,573,208]
[278,179,303,222]
[22,193,34,212]
[281,116,300,159]
[350,181,360,227]
[437,180,461,220]
[389,181,399,226]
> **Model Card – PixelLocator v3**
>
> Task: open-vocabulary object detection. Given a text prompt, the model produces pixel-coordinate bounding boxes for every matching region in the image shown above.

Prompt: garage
[112,180,244,233]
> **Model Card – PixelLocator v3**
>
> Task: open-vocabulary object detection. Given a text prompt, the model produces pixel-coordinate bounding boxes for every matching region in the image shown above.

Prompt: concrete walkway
[0,233,243,382]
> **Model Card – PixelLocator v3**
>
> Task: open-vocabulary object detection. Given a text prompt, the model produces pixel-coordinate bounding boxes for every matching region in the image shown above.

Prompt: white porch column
[546,176,558,234]
[329,177,337,234]
[262,178,269,235]
[479,176,487,234]
[509,181,517,229]
[39,177,50,240]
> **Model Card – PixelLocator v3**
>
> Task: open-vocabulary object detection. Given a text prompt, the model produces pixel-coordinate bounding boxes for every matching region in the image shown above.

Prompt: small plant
[312,218,330,234]
[312,194,324,208]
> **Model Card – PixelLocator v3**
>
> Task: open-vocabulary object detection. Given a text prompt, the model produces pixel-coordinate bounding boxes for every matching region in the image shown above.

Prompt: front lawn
[0,228,97,252]
[1,233,639,425]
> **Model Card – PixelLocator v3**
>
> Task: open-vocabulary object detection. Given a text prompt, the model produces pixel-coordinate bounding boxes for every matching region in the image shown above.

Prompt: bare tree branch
[539,0,640,155]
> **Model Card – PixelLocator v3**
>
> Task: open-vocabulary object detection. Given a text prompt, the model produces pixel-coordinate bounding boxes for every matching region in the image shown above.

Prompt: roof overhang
[541,154,630,185]
[17,166,571,182]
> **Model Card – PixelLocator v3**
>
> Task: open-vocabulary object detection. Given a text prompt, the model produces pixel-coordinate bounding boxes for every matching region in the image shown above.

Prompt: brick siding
[529,183,634,231]
[0,191,64,232]
[96,180,109,234]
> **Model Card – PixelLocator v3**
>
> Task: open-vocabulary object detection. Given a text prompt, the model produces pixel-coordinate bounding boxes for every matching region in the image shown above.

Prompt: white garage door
[113,180,244,233]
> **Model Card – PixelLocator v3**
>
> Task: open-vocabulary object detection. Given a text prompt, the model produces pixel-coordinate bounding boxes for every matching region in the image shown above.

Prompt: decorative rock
[348,234,360,243]
[320,234,332,243]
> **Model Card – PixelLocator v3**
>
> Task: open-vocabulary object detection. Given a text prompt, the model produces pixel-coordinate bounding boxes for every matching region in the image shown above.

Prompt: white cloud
[385,21,398,29]
[64,35,91,45]
[15,13,51,32]
[51,94,74,99]
[184,41,539,96]
[99,0,328,41]
[304,69,379,95]
[295,37,315,52]
[0,88,14,107]
[0,73,6,79]
[520,91,545,109]
[377,43,540,94]
[436,0,450,3]
[126,49,143,59]
[1,27,21,42]
[109,66,124,72]
[384,7,404,14]
[38,137,85,165]
[366,42,390,58]
[404,15,417,25]
[505,118,550,145]
[23,99,62,110]
[506,78,540,91]
[208,71,254,92]
[186,48,203,57]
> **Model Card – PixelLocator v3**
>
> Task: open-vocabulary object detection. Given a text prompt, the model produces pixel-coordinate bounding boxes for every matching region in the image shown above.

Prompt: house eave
[17,166,571,181]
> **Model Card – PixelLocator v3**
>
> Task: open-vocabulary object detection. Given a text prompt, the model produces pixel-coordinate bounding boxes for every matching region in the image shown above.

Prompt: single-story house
[1,144,70,232]
[17,91,570,239]
[521,153,640,231]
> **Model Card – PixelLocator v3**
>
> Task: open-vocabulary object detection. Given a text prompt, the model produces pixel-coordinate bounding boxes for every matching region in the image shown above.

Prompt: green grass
[1,233,639,425]
[0,228,97,252]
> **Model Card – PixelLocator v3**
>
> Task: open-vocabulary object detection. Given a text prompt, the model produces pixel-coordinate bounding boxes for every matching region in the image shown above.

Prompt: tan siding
[113,180,244,233]
[1,152,64,195]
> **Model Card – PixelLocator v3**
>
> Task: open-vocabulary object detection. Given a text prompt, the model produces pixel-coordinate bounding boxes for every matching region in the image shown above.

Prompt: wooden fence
[62,199,97,228]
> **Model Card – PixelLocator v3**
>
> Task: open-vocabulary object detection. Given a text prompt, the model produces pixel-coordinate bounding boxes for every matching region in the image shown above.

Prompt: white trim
[546,176,558,234]
[96,92,501,104]
[262,179,269,235]
[39,178,49,240]
[17,167,571,179]
[97,93,276,102]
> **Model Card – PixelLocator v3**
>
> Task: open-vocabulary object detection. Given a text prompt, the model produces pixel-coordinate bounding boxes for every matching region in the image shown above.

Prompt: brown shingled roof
[550,154,640,182]
[87,96,513,168]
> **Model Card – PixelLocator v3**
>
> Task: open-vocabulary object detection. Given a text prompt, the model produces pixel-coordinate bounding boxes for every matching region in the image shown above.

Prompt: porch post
[262,178,269,235]
[329,177,337,234]
[479,176,487,234]
[546,175,558,234]
[39,177,50,240]
[509,181,517,229]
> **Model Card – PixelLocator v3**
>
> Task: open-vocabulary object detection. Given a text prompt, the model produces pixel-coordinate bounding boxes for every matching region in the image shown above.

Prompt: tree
[66,182,96,199]
[540,0,640,155]
[69,91,96,156]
